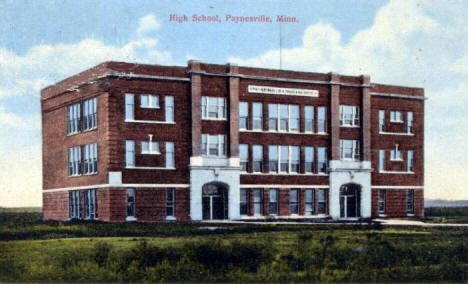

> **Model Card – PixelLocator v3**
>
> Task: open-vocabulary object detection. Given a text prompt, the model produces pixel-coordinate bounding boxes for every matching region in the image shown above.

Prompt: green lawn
[0,212,467,282]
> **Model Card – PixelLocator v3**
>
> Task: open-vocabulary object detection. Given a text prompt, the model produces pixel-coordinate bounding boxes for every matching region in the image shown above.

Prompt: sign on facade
[247,85,319,97]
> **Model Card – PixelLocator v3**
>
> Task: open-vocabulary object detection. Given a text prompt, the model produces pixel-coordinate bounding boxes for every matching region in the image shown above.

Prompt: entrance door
[339,184,361,218]
[202,182,228,220]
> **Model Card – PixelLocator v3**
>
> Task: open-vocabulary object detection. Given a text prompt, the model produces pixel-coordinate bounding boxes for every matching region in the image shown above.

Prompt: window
[165,96,174,122]
[378,110,385,132]
[141,135,159,154]
[268,104,299,132]
[67,103,81,134]
[280,146,289,173]
[339,105,359,126]
[140,94,159,108]
[390,110,402,122]
[253,189,263,215]
[304,106,314,132]
[268,189,278,215]
[407,150,414,172]
[304,147,314,173]
[406,189,414,214]
[378,149,385,172]
[125,93,134,121]
[317,147,328,174]
[166,188,175,218]
[252,145,263,173]
[126,188,135,220]
[166,142,175,168]
[239,144,248,172]
[84,189,96,220]
[390,145,401,161]
[69,191,80,219]
[290,105,299,132]
[340,139,360,160]
[239,102,248,129]
[305,189,314,215]
[83,143,98,174]
[83,97,97,131]
[125,140,135,167]
[317,189,326,214]
[317,106,326,133]
[378,189,385,215]
[240,189,248,215]
[407,112,413,133]
[268,104,278,131]
[290,146,300,173]
[68,146,81,176]
[252,103,262,130]
[201,134,225,157]
[268,145,278,173]
[201,96,226,119]
[280,104,288,131]
[289,189,299,214]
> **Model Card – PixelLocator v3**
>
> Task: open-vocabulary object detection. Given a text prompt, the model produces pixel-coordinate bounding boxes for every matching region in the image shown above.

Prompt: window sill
[83,172,98,176]
[242,172,328,176]
[141,152,161,155]
[379,131,414,136]
[165,216,176,221]
[68,174,82,178]
[126,216,137,222]
[339,125,360,128]
[390,120,404,123]
[82,127,97,133]
[389,159,403,162]
[240,130,328,135]
[378,171,414,175]
[140,106,160,109]
[125,166,176,170]
[406,213,415,217]
[125,119,175,124]
[202,118,227,121]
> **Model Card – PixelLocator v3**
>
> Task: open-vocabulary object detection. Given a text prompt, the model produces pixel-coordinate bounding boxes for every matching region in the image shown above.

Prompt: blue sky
[0,0,467,206]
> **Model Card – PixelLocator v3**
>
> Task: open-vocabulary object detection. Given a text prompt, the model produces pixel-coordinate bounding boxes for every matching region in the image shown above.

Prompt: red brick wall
[42,191,69,220]
[371,189,423,218]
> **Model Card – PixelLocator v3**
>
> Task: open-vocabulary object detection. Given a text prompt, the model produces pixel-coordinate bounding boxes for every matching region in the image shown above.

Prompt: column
[189,60,202,159]
[228,63,239,165]
[329,72,340,160]
[361,75,371,161]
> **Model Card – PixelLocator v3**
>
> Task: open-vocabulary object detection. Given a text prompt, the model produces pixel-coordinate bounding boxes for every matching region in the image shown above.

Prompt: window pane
[252,103,262,130]
[305,106,314,132]
[290,105,299,131]
[239,144,248,171]
[208,97,218,118]
[126,140,135,166]
[305,147,314,173]
[280,146,289,172]
[317,147,327,173]
[240,189,248,215]
[290,146,299,173]
[279,104,288,131]
[268,104,278,131]
[239,102,248,129]
[125,94,134,120]
[379,149,385,172]
[166,142,175,168]
[209,135,218,155]
[317,107,326,132]
[253,189,263,215]
[165,96,174,122]
[268,145,278,172]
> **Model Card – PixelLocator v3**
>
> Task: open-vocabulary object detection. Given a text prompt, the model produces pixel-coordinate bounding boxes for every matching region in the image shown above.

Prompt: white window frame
[390,145,402,161]
[83,143,98,175]
[201,96,226,120]
[339,105,359,127]
[239,144,248,172]
[268,104,299,132]
[201,134,226,157]
[67,102,81,134]
[165,96,174,122]
[84,189,96,220]
[140,94,159,109]
[316,106,326,133]
[166,188,175,219]
[378,149,385,172]
[390,110,403,123]
[69,190,80,219]
[269,145,300,174]
[252,145,263,173]
[239,102,249,130]
[125,93,135,121]
[141,134,160,155]
[378,110,385,132]
[407,112,413,133]
[165,142,175,168]
[126,188,136,221]
[304,106,314,133]
[82,97,97,131]
[407,150,414,172]
[378,189,385,215]
[340,139,360,161]
[125,140,135,167]
[68,146,81,177]
[252,102,263,130]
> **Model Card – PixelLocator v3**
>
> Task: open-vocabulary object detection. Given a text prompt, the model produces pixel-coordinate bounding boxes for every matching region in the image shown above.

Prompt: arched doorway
[202,182,228,220]
[340,183,361,218]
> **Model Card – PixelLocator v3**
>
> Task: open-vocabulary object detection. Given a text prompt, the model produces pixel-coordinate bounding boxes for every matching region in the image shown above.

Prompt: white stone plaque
[247,85,319,97]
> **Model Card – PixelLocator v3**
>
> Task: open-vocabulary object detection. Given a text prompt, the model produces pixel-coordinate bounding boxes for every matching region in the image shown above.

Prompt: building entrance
[202,182,228,220]
[340,183,361,218]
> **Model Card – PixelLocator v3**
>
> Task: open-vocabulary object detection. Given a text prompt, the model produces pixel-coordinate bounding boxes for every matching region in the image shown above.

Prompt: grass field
[424,207,468,224]
[0,212,467,282]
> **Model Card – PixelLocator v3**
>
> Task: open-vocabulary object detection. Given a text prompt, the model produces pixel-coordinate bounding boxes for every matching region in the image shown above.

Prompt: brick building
[41,60,424,222]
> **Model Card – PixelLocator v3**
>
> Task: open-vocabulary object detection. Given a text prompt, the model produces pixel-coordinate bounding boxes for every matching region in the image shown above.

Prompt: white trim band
[125,119,176,125]
[43,183,190,192]
[240,184,329,189]
[371,185,423,189]
[379,131,414,136]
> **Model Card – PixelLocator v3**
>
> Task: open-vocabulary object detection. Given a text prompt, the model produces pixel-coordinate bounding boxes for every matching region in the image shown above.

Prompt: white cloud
[136,14,161,36]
